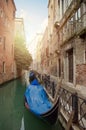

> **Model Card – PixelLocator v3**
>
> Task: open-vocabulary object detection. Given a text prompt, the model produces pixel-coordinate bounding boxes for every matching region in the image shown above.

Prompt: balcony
[76,13,86,38]
[62,23,75,45]
[59,0,82,29]
[61,9,86,45]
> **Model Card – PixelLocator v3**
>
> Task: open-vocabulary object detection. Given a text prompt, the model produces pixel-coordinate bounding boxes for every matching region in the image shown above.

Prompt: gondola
[24,72,59,125]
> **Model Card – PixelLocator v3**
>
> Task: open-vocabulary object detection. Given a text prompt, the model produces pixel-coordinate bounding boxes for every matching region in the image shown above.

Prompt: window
[85,50,86,62]
[0,8,3,18]
[58,0,60,6]
[12,64,14,73]
[13,11,15,19]
[78,8,81,19]
[75,8,81,21]
[83,2,86,14]
[3,37,6,50]
[0,37,1,42]
[0,36,2,44]
[62,0,64,15]
[0,36,6,47]
[75,12,78,21]
[3,62,5,73]
[47,61,49,66]
[67,48,73,83]
[58,59,61,77]
[5,0,8,3]
[12,44,13,54]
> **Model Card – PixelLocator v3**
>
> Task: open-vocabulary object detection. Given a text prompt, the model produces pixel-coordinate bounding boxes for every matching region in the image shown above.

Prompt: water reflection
[0,79,25,130]
[0,79,63,130]
[20,117,24,130]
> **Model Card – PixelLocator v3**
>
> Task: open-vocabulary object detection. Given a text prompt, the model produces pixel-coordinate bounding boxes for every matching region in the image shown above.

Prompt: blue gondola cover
[24,84,53,116]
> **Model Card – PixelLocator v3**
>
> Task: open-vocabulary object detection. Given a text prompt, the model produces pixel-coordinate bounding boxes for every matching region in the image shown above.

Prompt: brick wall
[0,0,16,84]
[76,64,86,86]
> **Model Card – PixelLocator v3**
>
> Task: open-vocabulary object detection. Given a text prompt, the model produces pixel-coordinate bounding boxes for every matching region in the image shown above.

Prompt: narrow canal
[0,78,64,130]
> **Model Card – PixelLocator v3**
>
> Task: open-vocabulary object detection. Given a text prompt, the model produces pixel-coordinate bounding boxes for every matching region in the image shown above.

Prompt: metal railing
[59,87,86,130]
[41,74,86,130]
[78,96,86,130]
[42,74,56,99]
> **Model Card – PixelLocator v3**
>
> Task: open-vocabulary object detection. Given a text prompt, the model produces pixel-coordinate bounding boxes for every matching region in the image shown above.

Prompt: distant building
[30,34,43,72]
[15,18,25,38]
[40,27,49,74]
[0,0,16,84]
[15,18,26,75]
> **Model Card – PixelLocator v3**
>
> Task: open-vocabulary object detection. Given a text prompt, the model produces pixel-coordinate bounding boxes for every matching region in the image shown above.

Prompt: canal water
[0,78,64,130]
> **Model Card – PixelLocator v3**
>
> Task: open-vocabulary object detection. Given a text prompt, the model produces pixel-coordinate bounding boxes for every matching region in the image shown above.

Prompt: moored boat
[24,72,59,125]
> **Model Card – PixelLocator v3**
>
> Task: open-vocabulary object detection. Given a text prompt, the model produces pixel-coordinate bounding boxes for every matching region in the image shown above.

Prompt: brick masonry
[76,64,86,86]
[0,0,16,84]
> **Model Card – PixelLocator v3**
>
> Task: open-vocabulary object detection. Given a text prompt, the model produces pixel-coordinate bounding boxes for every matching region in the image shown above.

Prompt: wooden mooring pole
[66,92,78,130]
[66,110,74,130]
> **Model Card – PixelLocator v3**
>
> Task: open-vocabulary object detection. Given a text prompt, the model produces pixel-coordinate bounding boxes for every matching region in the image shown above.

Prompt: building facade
[35,34,43,73]
[0,0,16,84]
[15,18,25,38]
[43,1,86,129]
[48,0,59,76]
[47,0,86,87]
[40,27,49,74]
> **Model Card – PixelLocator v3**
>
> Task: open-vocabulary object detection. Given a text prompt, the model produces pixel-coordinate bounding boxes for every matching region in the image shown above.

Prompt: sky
[14,0,48,46]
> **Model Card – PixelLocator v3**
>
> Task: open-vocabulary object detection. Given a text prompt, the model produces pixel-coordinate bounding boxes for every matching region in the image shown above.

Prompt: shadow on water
[0,78,64,130]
